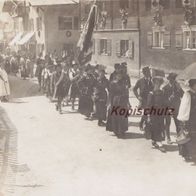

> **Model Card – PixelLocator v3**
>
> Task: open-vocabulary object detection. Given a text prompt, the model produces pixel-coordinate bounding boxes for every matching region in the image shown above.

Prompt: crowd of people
[1,49,196,164]
[33,53,196,163]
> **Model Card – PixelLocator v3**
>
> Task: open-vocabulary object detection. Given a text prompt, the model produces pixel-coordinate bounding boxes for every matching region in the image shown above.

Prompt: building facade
[140,0,196,71]
[81,0,140,74]
[3,0,80,58]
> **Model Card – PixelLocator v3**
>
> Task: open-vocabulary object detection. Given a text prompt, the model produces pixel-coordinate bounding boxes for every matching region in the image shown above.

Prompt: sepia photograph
[0,0,195,195]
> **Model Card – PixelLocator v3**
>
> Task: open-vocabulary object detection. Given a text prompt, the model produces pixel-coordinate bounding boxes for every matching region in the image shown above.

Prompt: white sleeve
[177,91,191,122]
[69,70,74,80]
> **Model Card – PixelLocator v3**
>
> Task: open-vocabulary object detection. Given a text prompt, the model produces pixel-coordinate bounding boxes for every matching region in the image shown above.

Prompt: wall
[91,30,139,74]
[44,4,80,55]
[139,0,196,71]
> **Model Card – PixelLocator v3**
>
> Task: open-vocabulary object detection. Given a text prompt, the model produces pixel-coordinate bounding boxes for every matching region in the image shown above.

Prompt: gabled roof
[28,0,79,6]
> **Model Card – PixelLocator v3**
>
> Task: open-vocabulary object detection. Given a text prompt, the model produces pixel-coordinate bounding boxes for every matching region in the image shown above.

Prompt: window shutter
[98,39,101,55]
[147,32,153,47]
[116,40,121,57]
[128,40,134,59]
[175,30,183,48]
[74,16,79,30]
[107,39,112,56]
[163,31,171,47]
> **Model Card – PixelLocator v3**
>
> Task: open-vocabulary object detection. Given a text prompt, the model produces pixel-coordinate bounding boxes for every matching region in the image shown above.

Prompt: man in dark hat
[133,66,153,131]
[109,63,121,82]
[78,64,96,118]
[93,68,109,126]
[163,72,184,144]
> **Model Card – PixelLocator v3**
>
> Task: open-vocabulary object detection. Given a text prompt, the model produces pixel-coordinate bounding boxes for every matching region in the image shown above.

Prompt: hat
[85,64,92,72]
[152,76,164,84]
[99,69,107,74]
[167,73,178,81]
[189,79,196,87]
[114,63,121,69]
[121,62,127,66]
[142,66,150,74]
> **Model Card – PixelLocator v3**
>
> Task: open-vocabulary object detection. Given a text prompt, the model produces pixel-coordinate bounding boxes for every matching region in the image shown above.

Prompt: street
[0,78,195,196]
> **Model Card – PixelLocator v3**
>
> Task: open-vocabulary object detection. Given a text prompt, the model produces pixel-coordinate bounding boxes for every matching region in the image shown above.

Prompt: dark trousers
[165,114,180,140]
[140,114,147,129]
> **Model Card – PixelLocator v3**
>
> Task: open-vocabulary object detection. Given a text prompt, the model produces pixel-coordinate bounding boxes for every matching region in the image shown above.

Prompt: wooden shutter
[116,40,121,57]
[147,32,153,47]
[163,31,171,47]
[107,39,112,56]
[98,39,101,55]
[175,30,183,48]
[128,40,134,59]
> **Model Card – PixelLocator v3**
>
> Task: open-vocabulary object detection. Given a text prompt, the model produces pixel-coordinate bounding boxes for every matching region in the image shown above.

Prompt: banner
[77,4,97,65]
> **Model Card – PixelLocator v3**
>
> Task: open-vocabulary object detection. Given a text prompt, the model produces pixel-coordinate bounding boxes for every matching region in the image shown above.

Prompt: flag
[77,4,97,65]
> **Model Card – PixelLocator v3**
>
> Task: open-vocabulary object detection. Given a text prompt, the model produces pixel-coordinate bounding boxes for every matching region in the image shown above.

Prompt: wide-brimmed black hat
[85,64,92,72]
[114,63,121,69]
[167,73,178,81]
[142,66,150,73]
[152,76,164,84]
[189,79,196,87]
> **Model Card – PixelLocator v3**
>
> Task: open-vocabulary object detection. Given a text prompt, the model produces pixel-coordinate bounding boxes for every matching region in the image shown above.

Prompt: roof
[28,0,79,6]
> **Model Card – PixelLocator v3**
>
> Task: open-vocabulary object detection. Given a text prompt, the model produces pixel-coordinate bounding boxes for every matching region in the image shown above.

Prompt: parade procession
[0,0,196,196]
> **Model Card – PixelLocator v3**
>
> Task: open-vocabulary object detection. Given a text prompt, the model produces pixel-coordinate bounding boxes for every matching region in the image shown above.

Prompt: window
[36,17,42,31]
[120,40,129,57]
[192,31,196,48]
[99,39,111,55]
[154,32,161,47]
[147,0,170,10]
[29,19,34,31]
[184,31,191,49]
[119,0,129,9]
[85,4,90,14]
[159,0,170,9]
[59,16,73,30]
[73,17,79,30]
[175,0,183,8]
[175,30,183,48]
[116,39,134,59]
[183,29,196,49]
[99,1,106,11]
[145,0,151,11]
[148,27,171,49]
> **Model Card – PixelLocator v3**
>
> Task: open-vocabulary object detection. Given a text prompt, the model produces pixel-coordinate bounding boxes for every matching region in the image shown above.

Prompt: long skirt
[70,83,79,99]
[106,95,128,134]
[180,132,196,161]
[150,115,165,142]
[55,82,66,99]
[78,95,93,117]
[95,100,107,121]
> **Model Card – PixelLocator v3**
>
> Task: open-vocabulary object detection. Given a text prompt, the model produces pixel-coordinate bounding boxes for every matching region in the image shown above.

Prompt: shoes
[158,146,166,153]
[98,121,106,127]
[184,156,193,162]
[167,139,173,145]
[55,104,58,111]
[152,141,159,148]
